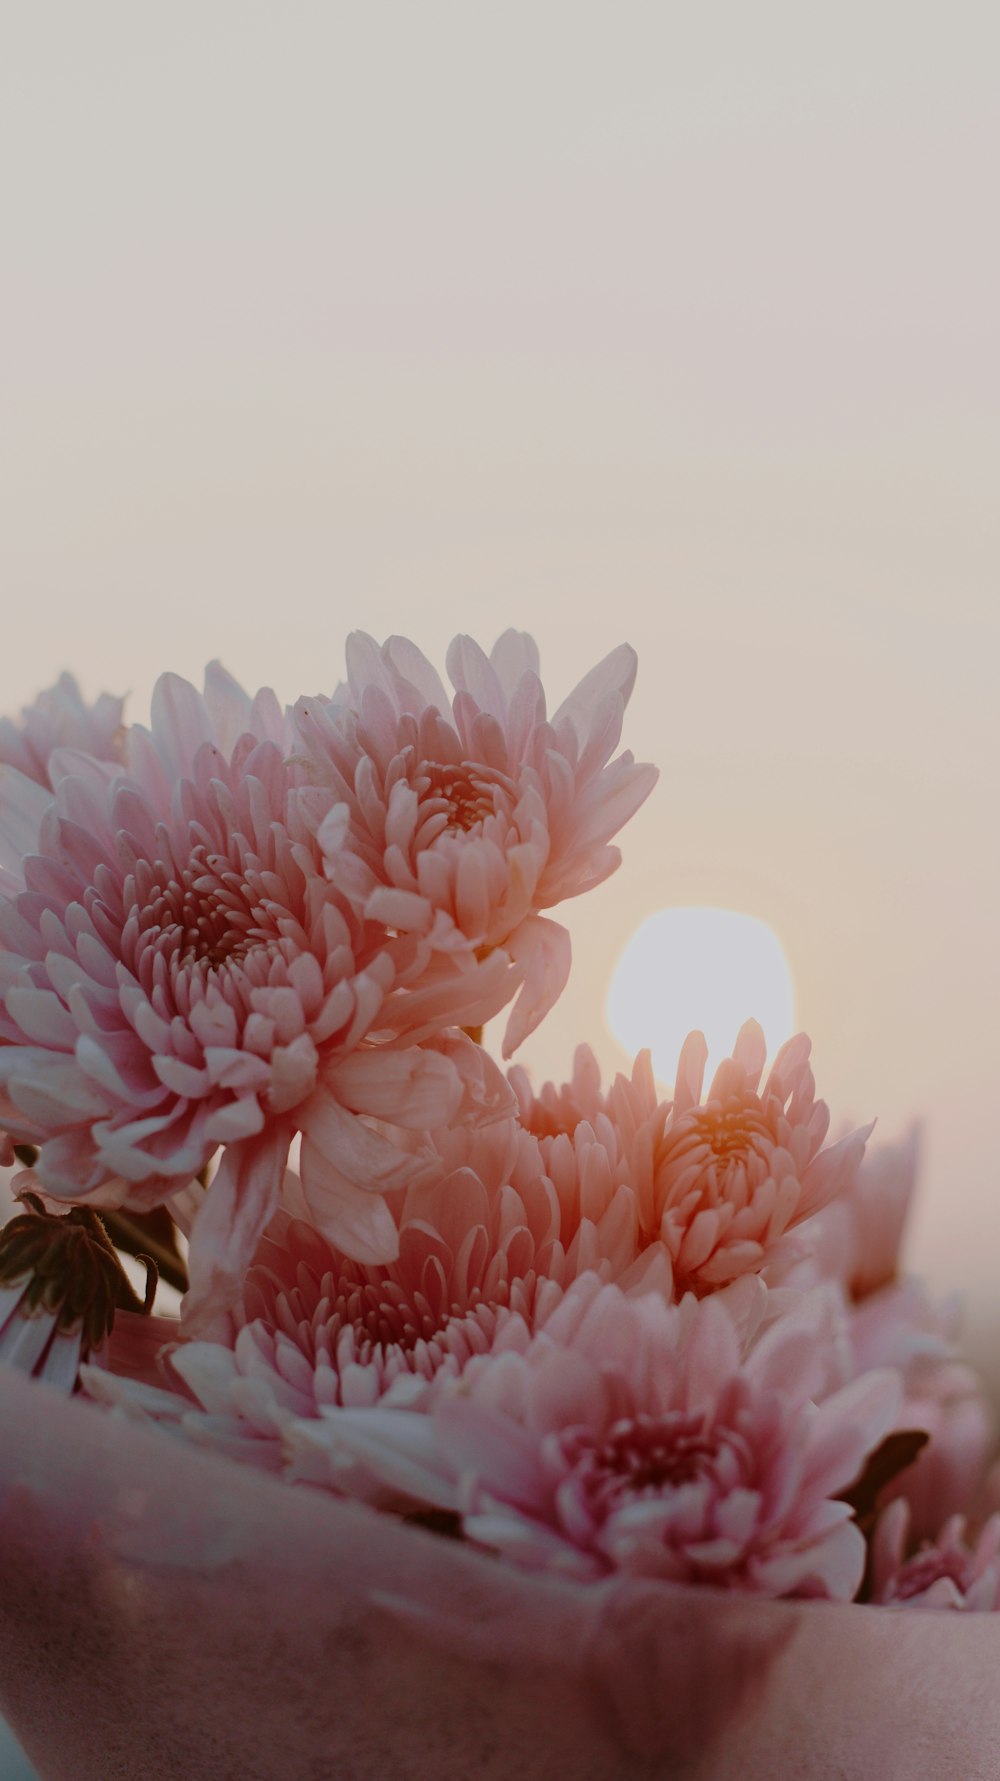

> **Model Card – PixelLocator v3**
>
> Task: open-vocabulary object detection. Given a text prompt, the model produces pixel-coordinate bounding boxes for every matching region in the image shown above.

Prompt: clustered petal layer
[513,1022,872,1300]
[654,1022,871,1294]
[871,1499,1000,1610]
[294,632,658,1054]
[3,632,996,1615]
[288,1275,899,1595]
[0,672,125,790]
[81,1104,658,1463]
[0,664,516,1323]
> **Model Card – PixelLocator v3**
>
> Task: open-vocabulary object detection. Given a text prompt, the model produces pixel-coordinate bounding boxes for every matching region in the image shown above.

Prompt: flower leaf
[837,1428,930,1532]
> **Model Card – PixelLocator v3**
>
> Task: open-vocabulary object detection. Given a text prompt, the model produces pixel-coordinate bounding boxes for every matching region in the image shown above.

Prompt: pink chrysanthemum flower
[651,1021,871,1296]
[82,1102,668,1464]
[849,1279,995,1540]
[794,1126,920,1302]
[292,1274,899,1593]
[512,1027,868,1302]
[0,665,515,1324]
[83,1195,548,1472]
[381,1106,661,1298]
[294,633,658,1055]
[0,672,124,789]
[844,1123,919,1299]
[870,1499,1000,1610]
[510,1042,671,1284]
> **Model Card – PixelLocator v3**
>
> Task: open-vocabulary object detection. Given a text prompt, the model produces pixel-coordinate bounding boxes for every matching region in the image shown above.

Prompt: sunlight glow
[605,907,796,1089]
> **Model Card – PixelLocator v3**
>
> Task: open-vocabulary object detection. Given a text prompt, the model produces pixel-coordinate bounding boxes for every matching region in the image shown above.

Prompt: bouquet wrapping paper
[2,1365,999,1781]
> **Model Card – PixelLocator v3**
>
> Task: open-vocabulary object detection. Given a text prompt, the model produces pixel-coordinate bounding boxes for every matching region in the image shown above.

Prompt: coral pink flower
[0,666,515,1325]
[652,1022,871,1296]
[291,1275,900,1594]
[848,1279,995,1540]
[510,1043,671,1284]
[382,1107,658,1299]
[294,633,657,1055]
[870,1499,1000,1610]
[0,672,124,789]
[514,1027,869,1303]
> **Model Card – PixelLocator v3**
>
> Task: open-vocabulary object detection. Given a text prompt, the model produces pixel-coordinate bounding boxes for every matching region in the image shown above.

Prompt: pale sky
[1,4,998,1372]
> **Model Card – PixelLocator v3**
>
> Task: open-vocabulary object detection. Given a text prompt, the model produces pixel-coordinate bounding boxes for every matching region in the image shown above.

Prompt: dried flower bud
[0,1195,156,1391]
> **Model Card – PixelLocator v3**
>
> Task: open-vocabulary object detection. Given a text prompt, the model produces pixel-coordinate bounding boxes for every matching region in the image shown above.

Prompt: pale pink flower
[294,633,657,1054]
[292,1275,899,1594]
[0,664,515,1326]
[846,1124,919,1298]
[651,1021,871,1296]
[0,672,124,789]
[795,1126,920,1300]
[896,1364,996,1538]
[848,1279,995,1539]
[82,1102,660,1465]
[870,1499,1000,1610]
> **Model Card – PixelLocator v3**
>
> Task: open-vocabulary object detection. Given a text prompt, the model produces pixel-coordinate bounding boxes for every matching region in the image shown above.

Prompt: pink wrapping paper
[2,1367,999,1780]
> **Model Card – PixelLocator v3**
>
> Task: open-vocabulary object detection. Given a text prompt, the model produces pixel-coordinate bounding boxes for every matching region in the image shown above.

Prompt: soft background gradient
[1,5,997,1383]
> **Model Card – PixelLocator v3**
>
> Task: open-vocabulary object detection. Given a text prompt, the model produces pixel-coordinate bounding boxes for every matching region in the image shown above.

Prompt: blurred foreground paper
[2,1366,1000,1780]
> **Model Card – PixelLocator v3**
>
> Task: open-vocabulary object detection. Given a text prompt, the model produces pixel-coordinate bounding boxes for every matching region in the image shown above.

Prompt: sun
[605,907,796,1087]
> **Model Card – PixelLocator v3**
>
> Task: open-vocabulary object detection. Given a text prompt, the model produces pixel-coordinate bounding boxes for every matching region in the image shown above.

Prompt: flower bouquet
[1,638,999,1780]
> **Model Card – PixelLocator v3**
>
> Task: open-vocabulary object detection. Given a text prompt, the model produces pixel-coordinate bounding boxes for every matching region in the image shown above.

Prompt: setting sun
[605,906,797,1088]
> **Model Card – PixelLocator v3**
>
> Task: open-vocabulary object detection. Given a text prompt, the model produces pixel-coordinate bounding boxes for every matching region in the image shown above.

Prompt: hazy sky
[1,5,998,1368]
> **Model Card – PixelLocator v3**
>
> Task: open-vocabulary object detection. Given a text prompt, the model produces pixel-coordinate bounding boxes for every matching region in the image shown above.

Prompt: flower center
[243,1206,556,1403]
[657,1092,774,1205]
[686,1098,771,1162]
[416,761,514,834]
[562,1410,747,1521]
[136,844,282,972]
[337,1272,458,1355]
[249,1250,472,1364]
